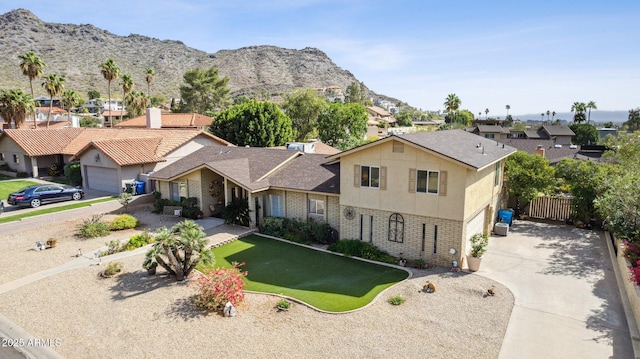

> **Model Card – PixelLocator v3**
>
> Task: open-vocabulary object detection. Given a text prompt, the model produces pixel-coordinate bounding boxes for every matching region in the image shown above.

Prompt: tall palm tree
[100,58,120,127]
[541,113,544,123]
[551,111,556,122]
[485,108,489,120]
[505,104,510,118]
[125,90,150,117]
[61,89,81,120]
[546,110,550,122]
[0,89,36,129]
[443,93,461,129]
[41,74,65,129]
[571,101,587,123]
[145,68,155,99]
[18,51,46,129]
[120,74,134,121]
[586,101,597,124]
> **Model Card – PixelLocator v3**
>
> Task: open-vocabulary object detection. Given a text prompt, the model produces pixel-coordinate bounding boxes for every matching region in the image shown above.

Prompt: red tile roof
[90,137,165,166]
[114,113,214,128]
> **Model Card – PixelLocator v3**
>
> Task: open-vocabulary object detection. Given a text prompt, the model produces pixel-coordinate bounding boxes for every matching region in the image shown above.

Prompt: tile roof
[90,138,165,166]
[1,128,85,156]
[542,125,575,136]
[102,110,128,117]
[366,106,392,117]
[115,113,214,128]
[17,121,71,130]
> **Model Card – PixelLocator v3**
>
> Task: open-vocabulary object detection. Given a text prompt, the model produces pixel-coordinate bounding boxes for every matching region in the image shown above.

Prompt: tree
[178,66,230,114]
[546,110,550,122]
[145,68,155,98]
[505,151,555,216]
[586,100,597,124]
[317,102,368,150]
[443,93,461,128]
[41,73,65,129]
[0,89,36,129]
[603,121,614,128]
[209,100,293,147]
[623,108,640,132]
[125,90,150,117]
[87,89,101,100]
[61,89,81,119]
[395,107,421,127]
[144,220,214,281]
[457,109,474,127]
[551,111,556,122]
[345,81,368,105]
[18,51,46,129]
[505,104,510,118]
[569,123,599,145]
[100,58,120,127]
[571,101,587,123]
[504,115,514,127]
[555,158,605,222]
[541,113,545,122]
[120,74,134,120]
[485,108,489,120]
[281,88,328,141]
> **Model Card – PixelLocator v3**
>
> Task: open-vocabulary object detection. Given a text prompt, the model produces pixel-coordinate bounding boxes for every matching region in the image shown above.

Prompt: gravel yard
[0,209,514,359]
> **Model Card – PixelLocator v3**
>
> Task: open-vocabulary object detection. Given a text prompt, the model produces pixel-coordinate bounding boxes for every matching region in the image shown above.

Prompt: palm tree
[505,104,510,118]
[41,74,65,129]
[145,68,155,99]
[551,111,556,122]
[125,90,150,117]
[120,74,134,121]
[541,113,544,123]
[0,89,36,129]
[100,58,120,127]
[485,108,489,120]
[61,89,81,119]
[546,110,550,123]
[571,101,587,123]
[18,51,46,129]
[586,101,597,124]
[443,93,461,129]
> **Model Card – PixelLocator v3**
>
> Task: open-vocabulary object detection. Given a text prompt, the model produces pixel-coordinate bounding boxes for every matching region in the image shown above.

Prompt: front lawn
[0,180,39,200]
[208,235,409,312]
[0,197,116,224]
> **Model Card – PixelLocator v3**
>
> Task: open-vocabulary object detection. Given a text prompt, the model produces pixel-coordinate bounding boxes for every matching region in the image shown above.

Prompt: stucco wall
[0,137,29,173]
[155,135,225,172]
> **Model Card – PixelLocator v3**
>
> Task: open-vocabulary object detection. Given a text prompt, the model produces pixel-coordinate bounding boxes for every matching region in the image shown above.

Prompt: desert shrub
[122,232,154,251]
[194,262,248,312]
[103,240,123,256]
[388,295,405,306]
[16,171,29,178]
[276,299,291,311]
[413,259,428,269]
[152,191,181,214]
[103,262,123,276]
[63,162,82,186]
[182,207,204,219]
[109,214,138,230]
[79,215,111,238]
[328,239,396,264]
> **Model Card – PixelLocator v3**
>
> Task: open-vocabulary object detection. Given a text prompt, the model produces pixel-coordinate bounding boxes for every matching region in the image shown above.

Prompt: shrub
[259,217,333,244]
[260,217,287,237]
[79,215,111,238]
[388,295,405,306]
[413,259,428,269]
[48,163,61,176]
[182,207,204,219]
[283,230,310,245]
[193,262,248,312]
[118,193,133,212]
[328,239,396,264]
[103,240,122,256]
[16,171,29,178]
[152,192,181,214]
[221,197,250,226]
[109,214,138,230]
[469,233,489,258]
[122,232,154,251]
[103,261,123,276]
[276,299,291,311]
[63,162,82,186]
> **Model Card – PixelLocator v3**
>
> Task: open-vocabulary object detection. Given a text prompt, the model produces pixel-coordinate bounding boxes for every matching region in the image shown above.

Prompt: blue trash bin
[134,181,145,195]
[498,209,514,226]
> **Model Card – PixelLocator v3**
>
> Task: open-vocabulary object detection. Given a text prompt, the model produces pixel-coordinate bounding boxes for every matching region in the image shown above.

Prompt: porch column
[31,157,39,178]
[248,192,256,229]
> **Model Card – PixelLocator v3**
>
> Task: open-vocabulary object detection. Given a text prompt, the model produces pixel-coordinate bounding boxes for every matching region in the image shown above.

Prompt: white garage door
[465,209,486,254]
[86,166,120,193]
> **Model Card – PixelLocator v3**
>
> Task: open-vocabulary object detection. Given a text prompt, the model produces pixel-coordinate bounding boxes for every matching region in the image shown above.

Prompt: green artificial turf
[0,197,116,224]
[208,235,409,312]
[0,180,39,199]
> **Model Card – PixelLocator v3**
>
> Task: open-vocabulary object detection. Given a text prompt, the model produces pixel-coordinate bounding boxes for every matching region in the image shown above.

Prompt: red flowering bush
[194,261,248,312]
[624,241,640,286]
[630,262,640,286]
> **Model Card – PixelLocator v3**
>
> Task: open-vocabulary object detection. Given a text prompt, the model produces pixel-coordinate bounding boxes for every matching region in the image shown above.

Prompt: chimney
[146,108,162,129]
[534,145,545,158]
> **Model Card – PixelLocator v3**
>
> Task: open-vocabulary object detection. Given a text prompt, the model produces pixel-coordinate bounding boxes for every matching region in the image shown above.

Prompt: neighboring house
[150,129,515,267]
[469,125,511,139]
[540,125,575,145]
[114,112,214,130]
[497,139,580,164]
[366,106,397,126]
[273,140,341,155]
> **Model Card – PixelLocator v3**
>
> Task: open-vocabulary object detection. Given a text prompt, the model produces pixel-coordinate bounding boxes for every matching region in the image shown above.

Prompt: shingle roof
[496,138,580,163]
[476,125,509,134]
[524,130,543,139]
[542,125,575,136]
[115,113,213,128]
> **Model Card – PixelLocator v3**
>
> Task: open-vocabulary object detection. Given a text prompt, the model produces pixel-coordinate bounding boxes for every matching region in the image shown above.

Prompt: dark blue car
[7,184,84,208]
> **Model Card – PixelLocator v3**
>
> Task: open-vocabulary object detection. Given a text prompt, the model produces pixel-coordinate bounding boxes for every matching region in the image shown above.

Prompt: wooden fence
[528,196,574,221]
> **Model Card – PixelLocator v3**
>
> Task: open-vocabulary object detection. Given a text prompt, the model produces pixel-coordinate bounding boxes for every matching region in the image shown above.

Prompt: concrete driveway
[478,220,633,359]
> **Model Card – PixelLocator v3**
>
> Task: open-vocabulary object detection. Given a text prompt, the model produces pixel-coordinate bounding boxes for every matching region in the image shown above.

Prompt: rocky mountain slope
[0,8,396,104]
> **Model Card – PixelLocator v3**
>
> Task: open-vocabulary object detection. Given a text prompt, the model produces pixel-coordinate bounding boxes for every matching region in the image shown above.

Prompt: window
[388,213,404,243]
[485,134,495,139]
[417,170,439,194]
[361,166,380,188]
[169,181,187,202]
[13,154,19,164]
[269,195,284,217]
[494,161,501,187]
[0,153,4,161]
[308,199,324,215]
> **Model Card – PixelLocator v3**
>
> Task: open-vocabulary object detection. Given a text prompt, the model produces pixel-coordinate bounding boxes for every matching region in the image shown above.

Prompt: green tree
[555,158,605,222]
[505,151,555,216]
[603,121,614,128]
[178,66,230,114]
[145,68,155,98]
[61,89,81,119]
[125,90,150,117]
[443,93,461,128]
[18,51,46,129]
[623,108,640,132]
[571,101,587,123]
[457,109,474,127]
[504,115,514,127]
[281,88,328,141]
[505,104,510,118]
[99,58,120,127]
[345,81,368,105]
[0,89,36,129]
[395,107,421,127]
[317,102,368,150]
[485,108,489,120]
[41,73,65,129]
[120,74,134,120]
[209,100,293,147]
[87,89,101,100]
[569,123,599,145]
[586,100,597,124]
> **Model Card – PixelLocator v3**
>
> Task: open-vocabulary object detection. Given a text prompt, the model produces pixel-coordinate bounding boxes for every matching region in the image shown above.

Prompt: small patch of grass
[0,180,39,199]
[0,197,116,224]
[388,295,406,306]
[47,177,72,185]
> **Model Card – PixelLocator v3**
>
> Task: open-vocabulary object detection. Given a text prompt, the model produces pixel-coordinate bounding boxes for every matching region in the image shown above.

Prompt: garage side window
[13,154,19,164]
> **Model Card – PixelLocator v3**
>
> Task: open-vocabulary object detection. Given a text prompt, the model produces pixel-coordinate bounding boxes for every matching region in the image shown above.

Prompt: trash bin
[135,181,145,195]
[498,209,514,226]
[494,222,509,236]
[124,182,135,194]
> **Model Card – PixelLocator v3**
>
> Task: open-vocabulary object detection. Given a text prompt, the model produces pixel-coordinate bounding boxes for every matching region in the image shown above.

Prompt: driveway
[479,220,633,359]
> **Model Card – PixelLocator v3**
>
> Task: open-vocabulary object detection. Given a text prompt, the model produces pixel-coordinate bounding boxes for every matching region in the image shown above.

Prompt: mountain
[0,9,397,104]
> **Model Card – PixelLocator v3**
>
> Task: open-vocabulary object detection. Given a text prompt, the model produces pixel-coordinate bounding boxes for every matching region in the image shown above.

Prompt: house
[469,125,511,139]
[366,106,397,126]
[150,129,516,267]
[497,139,581,164]
[540,125,574,145]
[114,112,214,130]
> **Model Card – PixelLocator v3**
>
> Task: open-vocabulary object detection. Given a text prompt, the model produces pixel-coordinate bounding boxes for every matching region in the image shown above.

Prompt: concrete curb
[0,314,65,359]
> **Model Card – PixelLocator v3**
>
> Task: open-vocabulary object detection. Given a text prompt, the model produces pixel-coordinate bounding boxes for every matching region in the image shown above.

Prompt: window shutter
[380,166,387,190]
[409,168,416,193]
[354,165,361,187]
[439,170,447,196]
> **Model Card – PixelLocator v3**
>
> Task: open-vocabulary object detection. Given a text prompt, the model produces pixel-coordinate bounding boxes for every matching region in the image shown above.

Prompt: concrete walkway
[478,220,633,359]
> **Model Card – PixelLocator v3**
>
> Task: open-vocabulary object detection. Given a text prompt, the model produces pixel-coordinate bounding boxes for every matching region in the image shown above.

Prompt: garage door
[86,166,120,193]
[465,208,486,253]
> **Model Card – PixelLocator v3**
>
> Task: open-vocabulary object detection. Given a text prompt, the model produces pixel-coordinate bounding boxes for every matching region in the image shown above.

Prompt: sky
[1,0,638,116]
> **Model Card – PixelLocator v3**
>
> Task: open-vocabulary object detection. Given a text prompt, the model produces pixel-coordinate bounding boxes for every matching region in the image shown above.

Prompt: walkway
[479,220,633,359]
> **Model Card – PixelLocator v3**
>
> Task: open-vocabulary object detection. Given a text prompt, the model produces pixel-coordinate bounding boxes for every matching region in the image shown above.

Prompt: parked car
[7,184,84,208]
